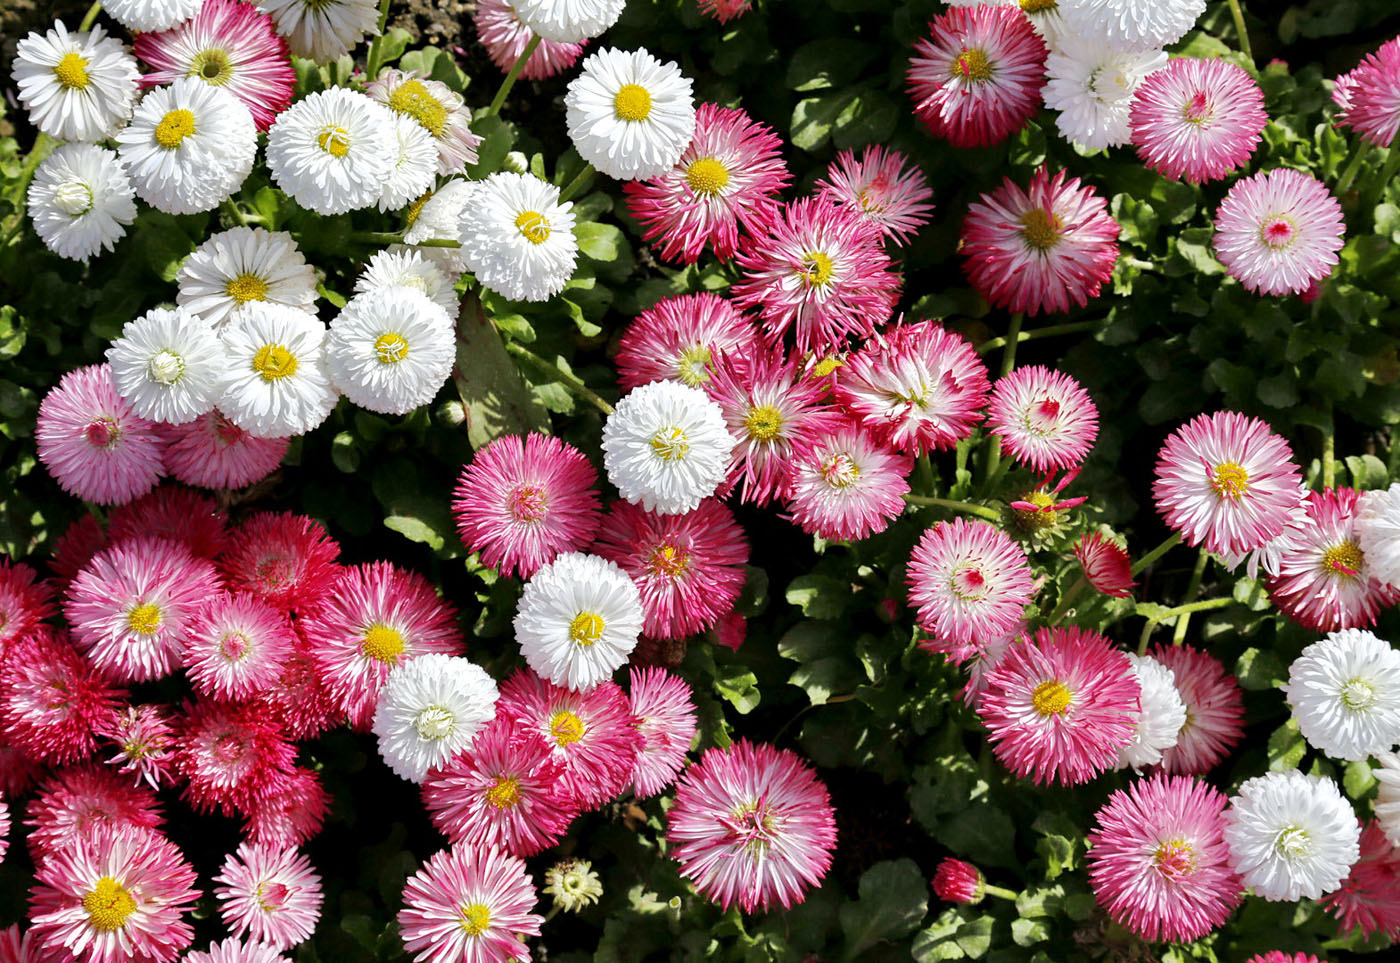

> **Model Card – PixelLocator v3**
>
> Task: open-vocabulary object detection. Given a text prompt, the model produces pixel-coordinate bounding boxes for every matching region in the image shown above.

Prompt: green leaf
[714,664,760,714]
[1345,758,1378,798]
[1268,718,1307,772]
[575,221,623,262]
[383,512,446,551]
[776,620,845,662]
[375,27,413,67]
[1010,918,1049,947]
[784,574,849,619]
[1344,454,1389,490]
[788,656,855,705]
[330,432,359,473]
[785,38,877,92]
[452,292,551,449]
[839,859,929,956]
[790,89,857,152]
[1236,647,1286,690]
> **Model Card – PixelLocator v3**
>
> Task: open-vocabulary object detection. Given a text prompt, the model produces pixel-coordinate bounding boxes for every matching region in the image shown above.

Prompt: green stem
[902,494,1001,523]
[1334,139,1369,197]
[364,0,393,80]
[78,1,102,31]
[1225,0,1254,69]
[557,162,597,203]
[975,318,1099,355]
[1172,547,1210,645]
[504,340,614,416]
[982,313,1023,482]
[1,132,57,245]
[1157,597,1232,619]
[1045,577,1087,626]
[983,885,1019,901]
[913,454,935,496]
[350,230,462,248]
[486,34,542,117]
[221,198,249,228]
[1321,413,1336,489]
[1130,532,1183,577]
[1136,620,1155,656]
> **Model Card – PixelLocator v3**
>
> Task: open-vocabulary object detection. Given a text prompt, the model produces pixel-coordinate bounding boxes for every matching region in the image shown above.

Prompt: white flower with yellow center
[177,227,319,332]
[1223,770,1360,901]
[401,179,475,278]
[265,87,395,215]
[106,0,204,32]
[372,653,500,783]
[354,248,459,316]
[1284,628,1400,762]
[366,68,482,174]
[565,47,697,181]
[12,21,139,142]
[216,302,339,437]
[514,0,626,43]
[257,0,381,63]
[602,380,735,515]
[106,306,223,425]
[376,114,439,213]
[456,171,579,303]
[514,552,644,692]
[326,287,455,415]
[27,143,137,262]
[115,77,257,216]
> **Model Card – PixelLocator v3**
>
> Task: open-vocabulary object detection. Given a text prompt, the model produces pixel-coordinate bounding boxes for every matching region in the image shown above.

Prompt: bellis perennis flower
[565,47,696,181]
[1224,770,1361,901]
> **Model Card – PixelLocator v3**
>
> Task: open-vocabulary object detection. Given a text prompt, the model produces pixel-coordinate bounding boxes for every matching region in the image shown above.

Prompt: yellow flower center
[406,190,433,227]
[675,344,712,386]
[744,404,785,442]
[550,709,585,745]
[820,453,861,488]
[317,126,351,158]
[514,210,551,244]
[458,902,492,936]
[799,250,834,287]
[251,344,298,382]
[53,51,90,90]
[486,776,522,808]
[613,84,652,121]
[374,332,409,364]
[154,109,196,150]
[1321,542,1364,579]
[1019,208,1061,250]
[361,624,406,663]
[569,612,605,647]
[1152,839,1196,879]
[127,603,162,635]
[509,485,548,522]
[1031,680,1072,716]
[83,876,137,931]
[951,47,994,82]
[650,427,690,461]
[648,543,689,577]
[1013,490,1060,530]
[686,157,730,196]
[812,356,844,377]
[225,272,269,304]
[387,79,448,137]
[1210,462,1250,499]
[188,47,232,85]
[1020,0,1058,12]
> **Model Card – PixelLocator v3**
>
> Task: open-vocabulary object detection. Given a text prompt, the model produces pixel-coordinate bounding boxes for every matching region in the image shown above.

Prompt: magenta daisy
[976,626,1141,786]
[219,512,340,614]
[1149,643,1244,775]
[95,704,178,790]
[300,561,464,731]
[907,4,1047,148]
[186,939,290,963]
[106,486,230,561]
[814,146,934,245]
[623,102,789,264]
[907,518,1036,655]
[240,766,328,850]
[36,363,167,506]
[667,739,836,913]
[1319,819,1400,940]
[1335,38,1400,147]
[698,0,751,21]
[397,843,544,963]
[1074,532,1135,599]
[183,591,297,701]
[161,410,290,490]
[784,421,912,542]
[1152,411,1304,560]
[1213,168,1345,297]
[213,842,322,950]
[731,197,901,355]
[258,641,338,741]
[175,698,295,817]
[961,167,1121,316]
[1,630,123,767]
[932,858,985,904]
[0,558,55,655]
[627,666,697,798]
[1129,58,1267,183]
[24,764,164,860]
[1244,954,1325,963]
[616,292,757,392]
[987,365,1099,472]
[832,321,991,456]
[474,0,588,81]
[1086,773,1243,943]
[451,432,603,580]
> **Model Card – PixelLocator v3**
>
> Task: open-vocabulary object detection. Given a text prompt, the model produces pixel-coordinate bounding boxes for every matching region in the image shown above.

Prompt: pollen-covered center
[155,108,196,149]
[83,876,137,931]
[650,426,690,461]
[1210,461,1250,499]
[514,210,551,244]
[1275,825,1312,859]
[686,157,730,196]
[951,47,994,83]
[1031,679,1072,716]
[1321,541,1364,578]
[675,344,712,386]
[458,901,491,936]
[1152,839,1197,880]
[799,250,834,287]
[317,125,351,157]
[486,776,521,808]
[1019,208,1061,250]
[744,404,785,442]
[127,603,163,635]
[413,705,456,740]
[1021,0,1059,12]
[361,623,406,663]
[406,190,432,226]
[1340,678,1376,711]
[147,350,185,386]
[388,79,448,137]
[648,543,689,577]
[1259,215,1298,249]
[252,344,298,382]
[188,47,233,85]
[53,51,91,90]
[374,332,410,364]
[613,84,653,121]
[550,709,586,745]
[225,272,269,304]
[55,181,94,216]
[820,452,861,488]
[569,612,605,647]
[509,484,549,523]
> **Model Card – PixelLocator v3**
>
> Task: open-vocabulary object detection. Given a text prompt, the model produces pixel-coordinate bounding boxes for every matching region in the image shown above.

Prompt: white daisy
[1357,483,1400,590]
[257,0,380,63]
[1223,770,1361,901]
[371,653,499,783]
[354,248,459,316]
[12,21,140,143]
[1284,628,1400,762]
[944,0,1064,44]
[565,47,697,181]
[176,227,319,332]
[1374,752,1400,848]
[1043,34,1166,150]
[601,380,735,516]
[106,306,223,425]
[27,143,137,262]
[265,87,395,215]
[326,287,455,416]
[217,302,340,438]
[400,179,473,278]
[366,68,481,175]
[105,0,204,32]
[456,171,578,303]
[513,552,644,692]
[1056,0,1206,53]
[115,77,257,216]
[377,114,439,213]
[513,0,626,43]
[1115,653,1186,770]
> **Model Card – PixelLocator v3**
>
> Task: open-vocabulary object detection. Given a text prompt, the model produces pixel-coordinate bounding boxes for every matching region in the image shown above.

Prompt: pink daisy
[623,103,789,264]
[907,5,1047,148]
[29,826,199,963]
[300,561,463,730]
[932,858,985,904]
[49,514,109,595]
[107,486,230,560]
[1086,773,1243,943]
[1,630,124,766]
[398,843,544,963]
[257,639,338,741]
[697,0,751,22]
[1074,532,1135,599]
[1336,38,1400,147]
[666,739,837,913]
[832,321,991,456]
[134,0,294,132]
[1149,643,1244,775]
[784,421,912,542]
[183,591,297,701]
[24,764,165,863]
[987,365,1099,472]
[1245,955,1324,963]
[814,146,934,245]
[451,432,603,580]
[1319,819,1400,940]
[64,536,223,684]
[185,939,289,963]
[421,718,577,858]
[35,364,166,506]
[240,766,329,850]
[615,292,758,392]
[1213,168,1345,297]
[494,668,639,811]
[1152,411,1304,560]
[1129,58,1267,183]
[474,0,587,81]
[162,410,290,491]
[95,704,178,790]
[976,626,1141,786]
[0,923,63,963]
[0,558,56,655]
[214,842,323,950]
[961,167,1121,316]
[731,197,901,355]
[907,518,1036,657]
[219,512,340,614]
[175,698,295,817]
[627,667,697,798]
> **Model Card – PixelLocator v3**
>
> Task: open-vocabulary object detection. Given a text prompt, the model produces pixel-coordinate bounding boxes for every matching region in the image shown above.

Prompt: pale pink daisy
[183,591,296,701]
[1149,643,1244,775]
[667,739,836,913]
[907,5,1047,148]
[697,0,751,22]
[0,558,55,654]
[219,512,340,614]
[1152,411,1304,559]
[162,410,290,490]
[474,0,587,82]
[616,292,758,392]
[1087,773,1243,943]
[36,364,166,506]
[1,630,123,767]
[1129,58,1267,183]
[1074,532,1134,599]
[814,146,933,245]
[365,69,481,175]
[240,766,328,850]
[107,486,230,560]
[1214,168,1345,297]
[784,421,912,542]
[175,699,296,817]
[932,858,985,903]
[1319,819,1400,940]
[976,626,1141,786]
[627,667,697,798]
[398,843,543,963]
[214,842,322,950]
[185,939,290,963]
[987,365,1099,472]
[95,704,178,790]
[451,432,603,580]
[24,764,164,861]
[731,197,901,355]
[623,102,789,263]
[907,518,1036,654]
[1336,38,1400,147]
[961,167,1121,316]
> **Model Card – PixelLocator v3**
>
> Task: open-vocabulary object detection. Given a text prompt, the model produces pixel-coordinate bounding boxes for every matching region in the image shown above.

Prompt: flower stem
[1172,547,1210,645]
[1321,412,1336,489]
[902,494,1001,523]
[78,1,102,31]
[981,313,1023,482]
[221,198,249,228]
[1225,0,1254,69]
[975,317,1098,355]
[363,0,395,80]
[486,34,542,117]
[349,230,461,248]
[983,884,1019,901]
[1130,532,1183,577]
[557,162,597,203]
[0,132,57,245]
[503,340,614,416]
[1045,576,1087,626]
[1334,139,1369,198]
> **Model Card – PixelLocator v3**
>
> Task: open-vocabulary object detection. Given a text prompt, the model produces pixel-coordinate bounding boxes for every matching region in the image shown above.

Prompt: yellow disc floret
[154,109,196,150]
[686,157,730,196]
[458,902,492,936]
[515,210,551,244]
[361,623,406,663]
[486,776,522,808]
[317,125,351,157]
[374,333,410,364]
[1019,208,1060,250]
[744,405,785,442]
[127,603,163,635]
[225,272,269,304]
[387,79,448,137]
[53,52,91,90]
[569,612,605,647]
[550,710,585,745]
[83,876,137,931]
[613,84,653,122]
[251,344,298,382]
[1031,679,1072,716]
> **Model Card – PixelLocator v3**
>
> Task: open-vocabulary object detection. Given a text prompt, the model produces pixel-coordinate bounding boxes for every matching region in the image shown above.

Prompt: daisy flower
[241,766,328,849]
[257,0,380,62]
[217,303,340,438]
[785,421,912,542]
[474,0,588,81]
[106,307,222,426]
[730,196,900,354]
[186,939,291,963]
[932,858,986,904]
[1358,483,1400,589]
[214,842,323,950]
[1373,754,1400,845]
[24,764,165,860]
[1129,58,1267,183]
[814,146,934,246]
[698,0,751,22]
[907,518,1035,653]
[1,630,123,767]
[988,365,1099,472]
[265,87,395,215]
[183,591,296,701]
[366,68,481,174]
[177,227,319,333]
[1057,0,1206,52]
[1150,643,1245,775]
[616,292,757,392]
[163,410,290,489]
[135,0,295,132]
[1214,168,1346,297]
[1115,652,1186,770]
[175,698,295,815]
[1244,955,1325,963]
[372,654,499,783]
[97,703,179,790]
[28,144,137,263]
[456,171,578,302]
[106,0,204,31]
[258,642,338,741]
[326,287,454,415]
[219,511,340,613]
[1043,34,1167,151]
[403,179,474,276]
[108,483,229,559]
[623,102,790,263]
[1284,628,1400,761]
[12,21,139,143]
[542,859,603,913]
[1087,773,1242,943]
[1319,819,1400,940]
[976,626,1141,786]
[961,167,1121,316]
[565,47,696,181]
[667,739,837,913]
[513,0,625,43]
[907,5,1047,148]
[0,558,55,654]
[1336,38,1400,147]
[376,114,439,212]
[1074,532,1134,598]
[627,666,697,797]
[355,247,459,316]
[397,844,544,963]
[1224,770,1361,901]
